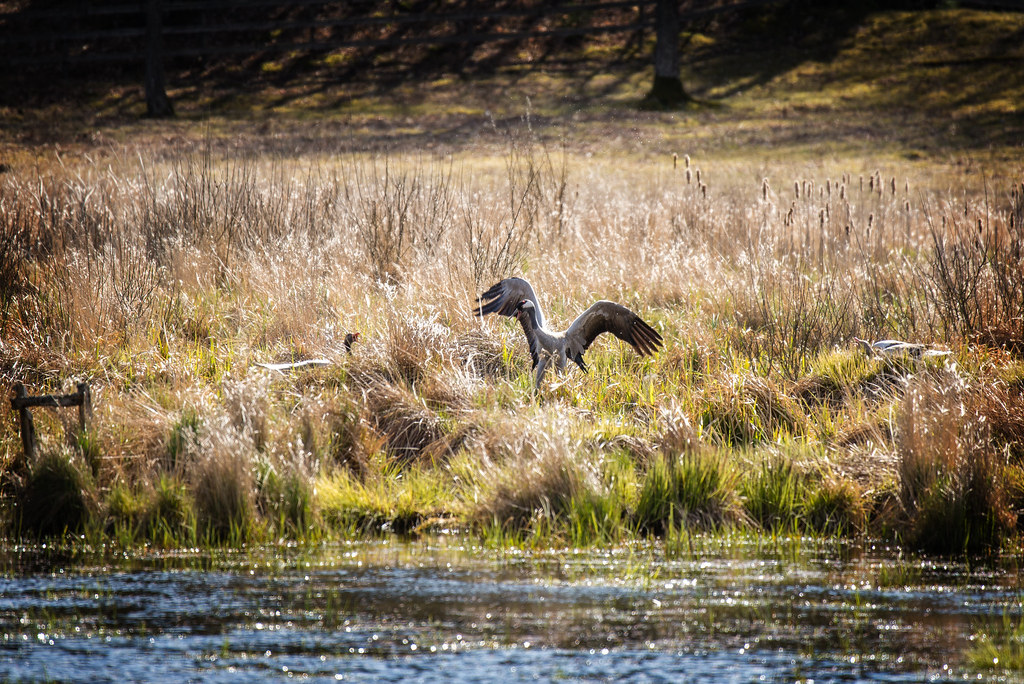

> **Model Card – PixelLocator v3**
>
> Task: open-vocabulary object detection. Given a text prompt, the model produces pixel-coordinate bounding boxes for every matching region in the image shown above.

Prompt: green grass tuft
[634,452,743,534]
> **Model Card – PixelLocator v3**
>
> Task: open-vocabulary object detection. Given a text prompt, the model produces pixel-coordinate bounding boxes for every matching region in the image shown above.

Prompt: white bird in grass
[474,277,664,390]
[853,337,952,360]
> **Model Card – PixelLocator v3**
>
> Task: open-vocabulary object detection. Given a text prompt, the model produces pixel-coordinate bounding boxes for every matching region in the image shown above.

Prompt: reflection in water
[0,538,1021,682]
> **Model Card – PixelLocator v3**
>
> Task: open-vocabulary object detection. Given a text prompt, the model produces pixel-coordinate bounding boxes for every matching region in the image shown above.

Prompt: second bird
[473,277,664,390]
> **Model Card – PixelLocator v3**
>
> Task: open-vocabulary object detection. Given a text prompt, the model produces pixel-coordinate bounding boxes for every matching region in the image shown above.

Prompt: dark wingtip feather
[631,319,663,356]
[574,353,589,374]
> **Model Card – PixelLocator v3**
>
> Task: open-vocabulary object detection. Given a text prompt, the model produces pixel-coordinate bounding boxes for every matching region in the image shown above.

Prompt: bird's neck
[521,312,560,352]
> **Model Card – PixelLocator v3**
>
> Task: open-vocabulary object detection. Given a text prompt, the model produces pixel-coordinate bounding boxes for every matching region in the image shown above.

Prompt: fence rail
[10,382,93,462]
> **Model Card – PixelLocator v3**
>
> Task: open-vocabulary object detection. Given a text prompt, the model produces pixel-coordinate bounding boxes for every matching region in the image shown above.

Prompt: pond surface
[1,537,1022,682]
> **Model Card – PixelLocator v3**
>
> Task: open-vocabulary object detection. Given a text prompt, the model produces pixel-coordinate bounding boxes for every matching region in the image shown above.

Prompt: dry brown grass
[0,130,1022,550]
[894,371,1017,553]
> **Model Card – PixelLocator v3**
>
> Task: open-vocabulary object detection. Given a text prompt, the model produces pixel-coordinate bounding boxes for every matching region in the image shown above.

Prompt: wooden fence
[10,382,93,461]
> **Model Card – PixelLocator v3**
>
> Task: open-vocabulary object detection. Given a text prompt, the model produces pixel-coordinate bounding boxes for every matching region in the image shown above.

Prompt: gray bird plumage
[474,278,663,389]
[853,337,951,360]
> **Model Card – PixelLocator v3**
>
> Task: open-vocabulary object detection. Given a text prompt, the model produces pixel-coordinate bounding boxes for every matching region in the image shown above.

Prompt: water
[1,538,1021,682]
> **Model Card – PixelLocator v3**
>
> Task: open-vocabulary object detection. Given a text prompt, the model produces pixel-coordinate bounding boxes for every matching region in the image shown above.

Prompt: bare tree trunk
[645,0,690,108]
[145,0,174,117]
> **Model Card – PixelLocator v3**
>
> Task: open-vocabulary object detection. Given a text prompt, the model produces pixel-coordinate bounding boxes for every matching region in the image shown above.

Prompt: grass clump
[257,461,316,538]
[16,451,98,538]
[471,447,599,538]
[968,612,1024,672]
[741,457,808,533]
[634,453,743,534]
[106,481,149,540]
[699,375,805,447]
[742,456,867,535]
[146,475,196,545]
[166,409,202,471]
[189,423,257,543]
[895,373,1017,554]
[318,459,450,535]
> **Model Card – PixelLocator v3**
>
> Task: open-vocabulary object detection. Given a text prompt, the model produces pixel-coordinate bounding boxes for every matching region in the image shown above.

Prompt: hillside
[0,4,1021,164]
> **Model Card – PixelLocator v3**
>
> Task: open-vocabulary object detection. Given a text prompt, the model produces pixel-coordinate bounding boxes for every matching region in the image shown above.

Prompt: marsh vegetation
[2,7,1024,560]
[1,130,1021,555]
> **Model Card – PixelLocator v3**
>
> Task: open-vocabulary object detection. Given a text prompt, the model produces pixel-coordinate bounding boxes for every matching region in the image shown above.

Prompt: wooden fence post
[77,381,92,434]
[12,383,36,462]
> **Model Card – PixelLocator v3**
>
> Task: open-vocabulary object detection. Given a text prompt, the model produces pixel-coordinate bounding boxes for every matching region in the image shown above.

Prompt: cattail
[820,209,825,227]
[701,183,707,199]
[696,169,702,184]
[826,179,831,197]
[869,175,874,191]
[673,153,678,169]
[840,184,846,201]
[794,181,800,199]
[905,179,910,193]
[685,154,690,168]
[685,168,691,184]
[890,177,896,195]
[762,178,769,200]
[859,175,864,192]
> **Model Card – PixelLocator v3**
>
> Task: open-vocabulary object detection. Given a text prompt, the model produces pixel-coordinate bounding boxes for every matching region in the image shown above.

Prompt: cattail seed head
[794,181,800,199]
[890,177,896,195]
[673,153,678,169]
[685,168,691,184]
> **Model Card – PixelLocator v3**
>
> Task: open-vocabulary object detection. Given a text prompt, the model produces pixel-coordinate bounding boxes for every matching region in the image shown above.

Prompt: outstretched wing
[472,277,545,329]
[565,301,663,361]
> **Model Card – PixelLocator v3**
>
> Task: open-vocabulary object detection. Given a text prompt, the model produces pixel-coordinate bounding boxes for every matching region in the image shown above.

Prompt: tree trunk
[145,0,174,118]
[645,0,690,108]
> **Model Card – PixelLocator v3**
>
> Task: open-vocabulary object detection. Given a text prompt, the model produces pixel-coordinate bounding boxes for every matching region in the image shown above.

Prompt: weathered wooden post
[77,381,92,433]
[12,383,36,461]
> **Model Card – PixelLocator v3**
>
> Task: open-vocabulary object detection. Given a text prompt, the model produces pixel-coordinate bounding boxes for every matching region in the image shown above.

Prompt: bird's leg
[534,356,549,391]
[556,350,568,375]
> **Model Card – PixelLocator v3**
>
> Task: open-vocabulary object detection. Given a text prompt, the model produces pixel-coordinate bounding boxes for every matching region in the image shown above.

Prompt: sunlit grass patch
[634,452,744,534]
[895,373,1017,554]
[969,610,1024,672]
[318,456,454,535]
